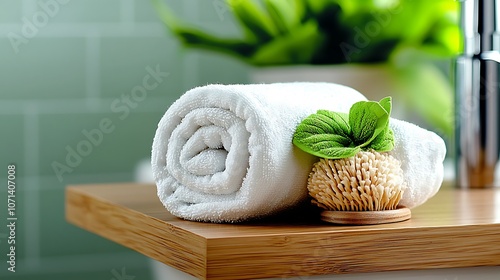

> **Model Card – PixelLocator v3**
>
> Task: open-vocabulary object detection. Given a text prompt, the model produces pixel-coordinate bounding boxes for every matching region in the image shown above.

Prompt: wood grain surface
[320,207,411,225]
[65,183,500,280]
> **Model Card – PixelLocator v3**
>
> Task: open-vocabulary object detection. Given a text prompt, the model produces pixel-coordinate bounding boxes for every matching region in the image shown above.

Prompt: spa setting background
[0,1,460,280]
[0,1,249,279]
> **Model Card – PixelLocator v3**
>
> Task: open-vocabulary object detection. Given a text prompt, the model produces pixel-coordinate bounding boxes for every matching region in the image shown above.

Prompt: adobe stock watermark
[110,267,135,280]
[340,4,403,62]
[8,0,71,54]
[51,65,170,182]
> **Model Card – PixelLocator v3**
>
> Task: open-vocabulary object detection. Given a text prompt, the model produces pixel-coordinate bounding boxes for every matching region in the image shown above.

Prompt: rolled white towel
[389,119,447,209]
[152,82,447,222]
[151,82,366,222]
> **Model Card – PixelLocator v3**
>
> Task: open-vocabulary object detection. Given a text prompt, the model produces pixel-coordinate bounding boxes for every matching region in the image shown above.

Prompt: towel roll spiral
[151,83,446,222]
[151,83,366,222]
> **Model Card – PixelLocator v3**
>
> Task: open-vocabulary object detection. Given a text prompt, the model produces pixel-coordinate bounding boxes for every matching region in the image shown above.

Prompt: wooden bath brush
[309,152,410,224]
[293,97,410,225]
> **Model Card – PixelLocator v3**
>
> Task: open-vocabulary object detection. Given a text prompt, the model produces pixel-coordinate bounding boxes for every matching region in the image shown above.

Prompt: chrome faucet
[456,0,500,188]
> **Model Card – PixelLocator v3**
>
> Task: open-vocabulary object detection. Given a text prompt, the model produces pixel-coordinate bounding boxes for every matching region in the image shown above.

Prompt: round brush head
[307,150,410,224]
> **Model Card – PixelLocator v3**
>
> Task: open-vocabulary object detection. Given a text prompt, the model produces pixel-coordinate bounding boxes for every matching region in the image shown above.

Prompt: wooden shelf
[65,183,500,280]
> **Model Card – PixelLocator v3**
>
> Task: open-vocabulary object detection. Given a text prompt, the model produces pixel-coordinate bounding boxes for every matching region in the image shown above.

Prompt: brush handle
[321,207,411,225]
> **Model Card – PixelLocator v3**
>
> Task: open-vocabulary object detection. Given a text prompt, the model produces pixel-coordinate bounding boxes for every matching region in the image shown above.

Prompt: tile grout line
[21,172,137,191]
[85,34,101,110]
[0,22,166,37]
[23,103,41,268]
[0,96,174,115]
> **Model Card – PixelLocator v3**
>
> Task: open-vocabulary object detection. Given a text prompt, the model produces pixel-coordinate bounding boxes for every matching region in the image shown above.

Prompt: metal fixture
[456,0,500,188]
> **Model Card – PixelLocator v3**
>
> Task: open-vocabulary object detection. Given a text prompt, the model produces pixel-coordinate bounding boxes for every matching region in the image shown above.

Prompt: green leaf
[227,0,277,42]
[151,0,256,60]
[378,96,392,116]
[294,110,350,139]
[151,0,180,29]
[263,0,296,35]
[318,146,360,159]
[349,100,389,147]
[293,110,353,159]
[369,126,394,152]
[250,20,323,65]
[359,97,394,152]
[293,140,360,159]
[316,110,350,138]
[174,27,255,58]
[152,0,459,66]
[293,97,395,159]
[298,115,336,135]
[294,133,351,151]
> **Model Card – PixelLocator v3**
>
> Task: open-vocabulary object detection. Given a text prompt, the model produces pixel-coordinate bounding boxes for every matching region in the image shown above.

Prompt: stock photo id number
[6,164,17,273]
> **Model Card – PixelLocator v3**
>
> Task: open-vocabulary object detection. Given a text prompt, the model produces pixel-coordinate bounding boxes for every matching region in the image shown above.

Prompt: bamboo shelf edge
[65,183,500,280]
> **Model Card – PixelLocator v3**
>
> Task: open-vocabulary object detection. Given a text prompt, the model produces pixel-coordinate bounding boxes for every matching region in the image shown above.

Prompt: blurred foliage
[152,0,460,65]
[152,0,460,137]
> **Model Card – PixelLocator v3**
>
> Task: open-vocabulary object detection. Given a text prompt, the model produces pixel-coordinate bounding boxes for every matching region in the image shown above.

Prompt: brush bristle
[307,150,406,211]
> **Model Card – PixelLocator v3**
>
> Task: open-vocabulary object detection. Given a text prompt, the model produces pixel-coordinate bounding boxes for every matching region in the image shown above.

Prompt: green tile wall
[39,111,165,176]
[197,53,250,85]
[197,0,238,23]
[0,0,23,22]
[100,37,181,98]
[2,267,152,280]
[0,115,24,170]
[0,38,87,99]
[39,188,125,257]
[0,187,27,263]
[0,0,249,279]
[134,1,160,22]
[47,0,122,23]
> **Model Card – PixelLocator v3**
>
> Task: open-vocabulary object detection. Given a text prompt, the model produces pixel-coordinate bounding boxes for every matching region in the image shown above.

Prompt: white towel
[151,82,366,222]
[389,119,447,209]
[151,82,446,222]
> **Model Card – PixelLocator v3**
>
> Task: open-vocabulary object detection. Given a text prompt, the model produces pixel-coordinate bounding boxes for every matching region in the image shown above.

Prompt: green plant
[293,97,394,159]
[152,0,459,137]
[152,0,459,66]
